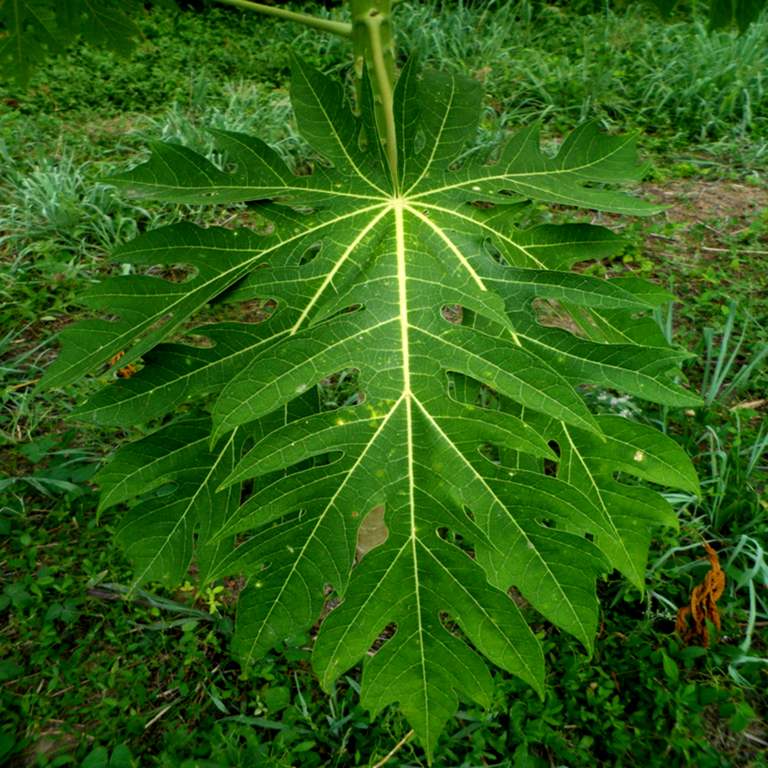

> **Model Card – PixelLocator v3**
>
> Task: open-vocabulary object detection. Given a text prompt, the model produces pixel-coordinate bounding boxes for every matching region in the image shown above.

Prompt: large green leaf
[43,55,701,759]
[0,0,143,86]
[0,0,60,86]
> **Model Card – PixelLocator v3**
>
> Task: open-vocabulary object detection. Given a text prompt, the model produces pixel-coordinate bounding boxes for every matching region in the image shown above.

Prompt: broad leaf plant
[40,0,701,758]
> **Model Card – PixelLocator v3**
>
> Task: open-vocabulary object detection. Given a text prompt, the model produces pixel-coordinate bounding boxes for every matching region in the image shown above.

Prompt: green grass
[2,493,765,767]
[2,479,765,767]
[2,2,768,151]
[407,3,768,140]
[1,1,767,766]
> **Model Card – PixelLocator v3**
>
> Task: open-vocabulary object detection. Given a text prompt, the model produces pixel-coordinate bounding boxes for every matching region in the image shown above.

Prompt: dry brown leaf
[109,350,137,378]
[675,542,725,648]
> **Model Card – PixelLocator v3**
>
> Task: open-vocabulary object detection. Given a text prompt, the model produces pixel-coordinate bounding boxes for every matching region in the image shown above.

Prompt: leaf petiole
[212,0,353,38]
[363,10,398,187]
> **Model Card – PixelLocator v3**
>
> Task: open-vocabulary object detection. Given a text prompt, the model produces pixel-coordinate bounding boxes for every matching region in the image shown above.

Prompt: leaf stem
[372,729,415,768]
[364,12,398,189]
[212,0,353,38]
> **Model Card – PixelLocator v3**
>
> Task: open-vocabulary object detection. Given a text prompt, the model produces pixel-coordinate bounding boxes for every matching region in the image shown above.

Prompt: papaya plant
[38,0,703,759]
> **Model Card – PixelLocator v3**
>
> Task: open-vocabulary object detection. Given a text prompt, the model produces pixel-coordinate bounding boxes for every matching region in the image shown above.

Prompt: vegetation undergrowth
[1,1,766,766]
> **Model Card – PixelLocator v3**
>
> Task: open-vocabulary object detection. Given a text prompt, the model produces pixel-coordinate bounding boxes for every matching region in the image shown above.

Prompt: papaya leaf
[0,0,61,86]
[61,0,143,58]
[43,55,701,759]
[0,0,144,86]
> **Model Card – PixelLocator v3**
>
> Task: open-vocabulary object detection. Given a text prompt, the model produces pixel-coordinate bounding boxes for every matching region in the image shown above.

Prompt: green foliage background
[2,0,768,88]
[1,1,766,766]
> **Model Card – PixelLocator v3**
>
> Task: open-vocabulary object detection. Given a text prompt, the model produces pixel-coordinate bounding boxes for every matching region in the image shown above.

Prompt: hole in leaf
[368,622,397,656]
[479,443,500,464]
[206,293,278,325]
[355,504,387,562]
[543,458,558,477]
[294,159,314,176]
[446,371,499,411]
[320,368,363,410]
[245,212,276,236]
[508,586,530,610]
[145,263,198,283]
[482,237,508,266]
[438,527,474,556]
[171,331,216,349]
[439,612,461,636]
[544,440,560,477]
[316,584,342,625]
[310,450,344,470]
[298,241,322,266]
[101,312,177,372]
[441,305,462,325]
[239,478,254,506]
[533,298,585,337]
[230,208,268,231]
[232,298,278,325]
[540,136,563,159]
[148,313,174,334]
[478,386,499,409]
[414,127,426,155]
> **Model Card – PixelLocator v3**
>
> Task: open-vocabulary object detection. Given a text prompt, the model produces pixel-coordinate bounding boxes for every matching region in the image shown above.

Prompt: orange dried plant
[108,350,137,379]
[675,540,725,648]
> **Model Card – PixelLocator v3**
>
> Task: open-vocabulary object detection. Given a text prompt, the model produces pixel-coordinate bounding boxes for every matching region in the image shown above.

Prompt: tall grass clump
[0,156,154,256]
[0,154,178,334]
[125,76,311,170]
[635,16,768,139]
[394,0,768,140]
[646,303,768,684]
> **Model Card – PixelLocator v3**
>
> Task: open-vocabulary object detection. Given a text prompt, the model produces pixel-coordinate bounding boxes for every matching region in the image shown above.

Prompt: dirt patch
[703,701,768,767]
[639,178,768,310]
[644,179,767,266]
[644,179,768,225]
[17,728,83,768]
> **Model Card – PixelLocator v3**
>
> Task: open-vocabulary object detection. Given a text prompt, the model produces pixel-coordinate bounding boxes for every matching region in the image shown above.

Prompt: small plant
[36,0,708,759]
